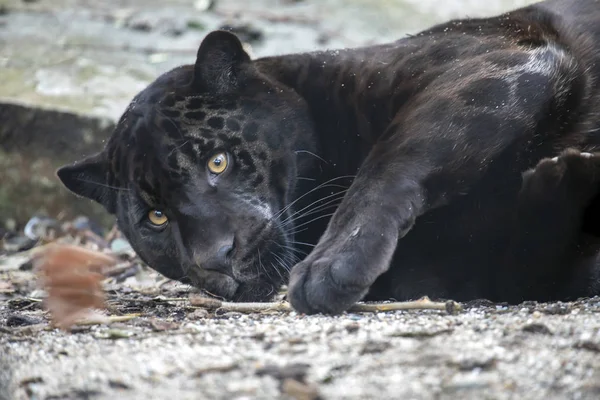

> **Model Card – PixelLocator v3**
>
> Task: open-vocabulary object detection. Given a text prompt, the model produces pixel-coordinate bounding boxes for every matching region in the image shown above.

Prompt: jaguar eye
[148,210,168,226]
[207,152,228,174]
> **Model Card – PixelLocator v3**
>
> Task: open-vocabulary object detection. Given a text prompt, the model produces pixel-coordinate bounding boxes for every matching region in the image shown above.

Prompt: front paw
[287,253,371,315]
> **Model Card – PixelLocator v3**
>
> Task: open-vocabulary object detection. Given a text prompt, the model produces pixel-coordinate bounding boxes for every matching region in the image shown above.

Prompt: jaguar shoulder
[58,0,600,314]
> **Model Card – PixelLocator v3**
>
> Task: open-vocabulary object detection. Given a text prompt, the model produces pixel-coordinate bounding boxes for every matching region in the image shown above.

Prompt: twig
[190,297,293,313]
[25,297,44,302]
[74,314,141,326]
[103,262,138,278]
[189,296,462,314]
[348,297,462,314]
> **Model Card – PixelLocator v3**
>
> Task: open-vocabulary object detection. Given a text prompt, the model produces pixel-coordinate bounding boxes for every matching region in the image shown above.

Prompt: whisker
[167,139,190,157]
[279,245,308,258]
[295,150,329,165]
[280,190,347,225]
[270,260,285,281]
[257,248,264,276]
[273,175,355,220]
[73,178,130,192]
[287,212,336,234]
[272,253,289,274]
[281,203,341,228]
[286,227,309,237]
[270,239,308,258]
[288,241,316,248]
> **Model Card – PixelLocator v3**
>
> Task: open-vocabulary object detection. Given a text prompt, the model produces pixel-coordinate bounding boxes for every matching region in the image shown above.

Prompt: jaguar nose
[197,242,235,277]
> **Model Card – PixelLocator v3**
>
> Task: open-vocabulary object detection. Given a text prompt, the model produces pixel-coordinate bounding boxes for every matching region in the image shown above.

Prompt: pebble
[6,313,43,327]
[110,238,135,256]
[23,215,61,240]
[522,323,553,335]
[2,235,36,253]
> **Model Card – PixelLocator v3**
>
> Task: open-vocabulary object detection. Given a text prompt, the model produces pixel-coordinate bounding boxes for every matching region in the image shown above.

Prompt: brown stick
[189,296,462,314]
[74,314,141,326]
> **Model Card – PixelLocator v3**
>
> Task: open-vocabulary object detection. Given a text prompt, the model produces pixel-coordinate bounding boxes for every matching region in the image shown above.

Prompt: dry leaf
[34,244,117,331]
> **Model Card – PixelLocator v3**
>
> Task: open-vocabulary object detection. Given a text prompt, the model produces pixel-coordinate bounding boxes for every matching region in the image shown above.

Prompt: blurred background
[0,0,539,234]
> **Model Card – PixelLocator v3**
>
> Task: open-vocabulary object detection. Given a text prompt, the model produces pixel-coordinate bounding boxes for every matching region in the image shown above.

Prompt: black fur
[58,0,600,314]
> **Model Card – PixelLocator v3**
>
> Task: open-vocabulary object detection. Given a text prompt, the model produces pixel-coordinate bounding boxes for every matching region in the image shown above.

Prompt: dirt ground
[2,0,600,399]
[1,259,600,399]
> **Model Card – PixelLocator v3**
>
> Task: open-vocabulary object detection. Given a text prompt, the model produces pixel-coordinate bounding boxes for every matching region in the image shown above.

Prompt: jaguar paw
[287,255,370,315]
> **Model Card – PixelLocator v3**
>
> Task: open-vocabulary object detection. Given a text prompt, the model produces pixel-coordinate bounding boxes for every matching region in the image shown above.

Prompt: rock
[71,216,105,237]
[282,378,321,400]
[359,340,390,355]
[193,0,217,12]
[0,103,115,230]
[256,363,311,383]
[574,340,600,353]
[110,238,134,256]
[1,234,36,253]
[5,313,42,327]
[522,323,553,335]
[23,215,62,240]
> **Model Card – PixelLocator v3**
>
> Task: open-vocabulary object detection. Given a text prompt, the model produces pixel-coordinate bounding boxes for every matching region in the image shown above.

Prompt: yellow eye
[207,152,228,174]
[148,210,168,226]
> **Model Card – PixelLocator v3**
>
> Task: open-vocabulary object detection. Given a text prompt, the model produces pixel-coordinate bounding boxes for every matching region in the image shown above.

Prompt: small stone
[23,215,62,240]
[149,319,180,331]
[390,328,453,338]
[542,303,571,315]
[7,298,42,311]
[282,378,321,400]
[193,0,216,12]
[128,19,153,32]
[188,309,209,319]
[149,53,169,64]
[256,363,310,382]
[360,340,390,355]
[5,218,17,231]
[18,259,34,271]
[19,376,44,386]
[186,20,206,31]
[72,216,104,237]
[451,356,497,371]
[250,331,266,341]
[344,322,360,333]
[522,323,552,335]
[110,238,134,256]
[108,379,131,390]
[6,314,42,327]
[194,363,237,376]
[0,280,15,293]
[444,373,491,391]
[574,340,600,352]
[2,235,36,253]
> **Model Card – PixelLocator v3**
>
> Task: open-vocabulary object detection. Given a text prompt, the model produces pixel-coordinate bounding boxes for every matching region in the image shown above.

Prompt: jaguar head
[57,31,316,301]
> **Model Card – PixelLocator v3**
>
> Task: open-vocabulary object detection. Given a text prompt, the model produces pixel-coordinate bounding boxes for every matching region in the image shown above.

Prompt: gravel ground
[1,254,600,399]
[1,277,600,400]
[3,1,600,399]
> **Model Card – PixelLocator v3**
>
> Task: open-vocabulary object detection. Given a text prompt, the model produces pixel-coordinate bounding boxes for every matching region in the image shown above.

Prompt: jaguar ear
[56,152,117,214]
[192,30,251,93]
